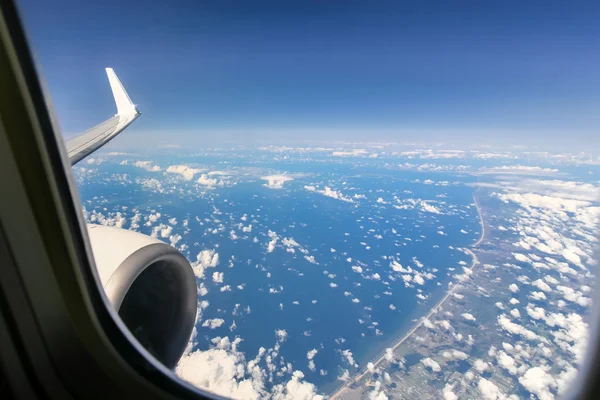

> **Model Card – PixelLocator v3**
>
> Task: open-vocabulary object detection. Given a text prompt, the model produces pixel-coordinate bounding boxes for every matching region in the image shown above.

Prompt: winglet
[106,68,139,116]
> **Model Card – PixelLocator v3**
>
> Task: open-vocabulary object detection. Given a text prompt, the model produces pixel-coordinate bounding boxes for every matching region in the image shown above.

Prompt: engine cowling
[86,224,197,369]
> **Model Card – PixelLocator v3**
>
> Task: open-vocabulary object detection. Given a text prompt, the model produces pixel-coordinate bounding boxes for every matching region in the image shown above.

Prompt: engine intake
[87,224,197,369]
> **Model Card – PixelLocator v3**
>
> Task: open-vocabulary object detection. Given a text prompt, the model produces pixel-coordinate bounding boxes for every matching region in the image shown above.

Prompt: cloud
[166,165,204,180]
[177,336,322,400]
[394,198,443,214]
[202,318,225,329]
[420,201,443,214]
[305,255,318,265]
[499,192,590,213]
[556,285,592,307]
[519,367,556,400]
[526,304,546,320]
[275,329,288,343]
[304,185,354,203]
[271,371,323,400]
[367,381,388,400]
[137,178,165,193]
[529,291,547,301]
[473,359,489,373]
[306,349,318,372]
[191,250,219,278]
[176,337,265,399]
[532,279,553,293]
[150,223,173,239]
[462,313,476,321]
[338,369,350,381]
[191,249,220,279]
[262,175,294,189]
[133,160,161,172]
[266,230,279,253]
[548,312,589,362]
[497,315,539,341]
[341,349,358,368]
[420,357,441,372]
[478,165,559,175]
[496,351,517,375]
[442,384,458,400]
[331,149,368,157]
[212,271,224,284]
[442,350,468,361]
[477,378,505,400]
[197,174,221,187]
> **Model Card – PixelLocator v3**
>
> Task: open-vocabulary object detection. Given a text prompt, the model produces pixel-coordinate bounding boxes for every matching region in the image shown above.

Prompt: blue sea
[74,149,483,394]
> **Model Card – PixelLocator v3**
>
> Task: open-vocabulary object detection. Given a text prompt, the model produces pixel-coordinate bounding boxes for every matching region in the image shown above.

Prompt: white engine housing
[87,224,197,368]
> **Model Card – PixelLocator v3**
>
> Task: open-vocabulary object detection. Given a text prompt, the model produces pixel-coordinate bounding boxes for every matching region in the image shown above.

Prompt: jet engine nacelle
[86,224,197,369]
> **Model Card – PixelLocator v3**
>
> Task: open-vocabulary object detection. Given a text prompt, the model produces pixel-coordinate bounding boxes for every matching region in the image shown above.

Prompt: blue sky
[18,0,600,148]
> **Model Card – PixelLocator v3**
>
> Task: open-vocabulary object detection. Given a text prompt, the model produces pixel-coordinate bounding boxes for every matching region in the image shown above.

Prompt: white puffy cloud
[176,337,265,399]
[420,357,441,372]
[166,165,204,180]
[271,371,323,400]
[197,174,221,187]
[478,377,505,400]
[548,312,589,362]
[497,315,539,341]
[436,320,453,331]
[532,279,553,293]
[556,285,592,307]
[462,313,476,321]
[384,348,395,362]
[191,249,220,278]
[133,160,161,172]
[473,359,489,373]
[305,255,318,265]
[442,384,458,400]
[275,329,288,343]
[267,230,279,253]
[394,198,443,214]
[442,350,468,361]
[529,291,548,301]
[212,271,224,284]
[367,381,388,400]
[526,304,546,320]
[202,318,225,329]
[519,367,556,400]
[338,369,350,381]
[341,349,358,368]
[304,185,354,203]
[496,351,517,375]
[177,336,323,400]
[262,175,294,189]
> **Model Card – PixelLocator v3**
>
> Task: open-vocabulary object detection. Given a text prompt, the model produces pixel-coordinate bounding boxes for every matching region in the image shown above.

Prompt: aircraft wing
[65,68,140,165]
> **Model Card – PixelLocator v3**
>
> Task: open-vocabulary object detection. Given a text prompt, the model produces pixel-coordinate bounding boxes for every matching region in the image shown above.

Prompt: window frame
[0,0,599,399]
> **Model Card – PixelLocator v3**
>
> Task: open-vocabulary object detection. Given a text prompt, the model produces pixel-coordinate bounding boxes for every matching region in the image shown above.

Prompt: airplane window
[16,1,599,399]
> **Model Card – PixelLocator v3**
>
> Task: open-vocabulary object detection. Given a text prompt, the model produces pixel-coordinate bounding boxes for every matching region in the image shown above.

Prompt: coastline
[329,193,485,399]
